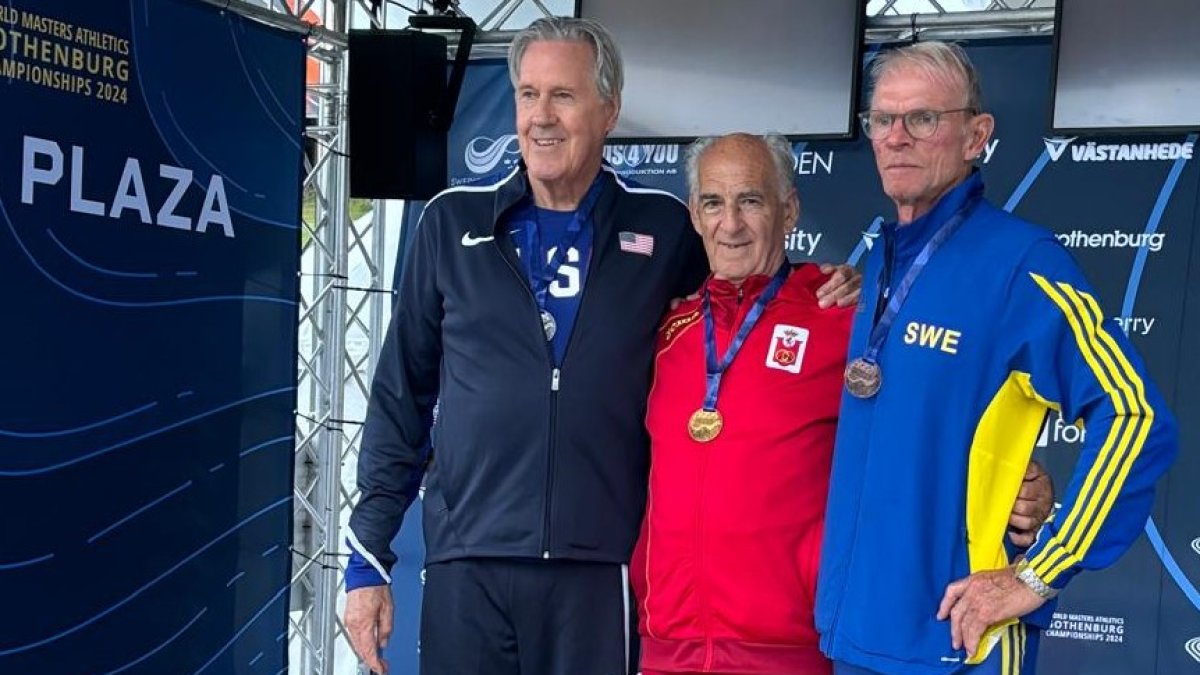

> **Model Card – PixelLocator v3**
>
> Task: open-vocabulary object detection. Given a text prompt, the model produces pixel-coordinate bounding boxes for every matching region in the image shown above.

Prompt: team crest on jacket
[766,324,809,373]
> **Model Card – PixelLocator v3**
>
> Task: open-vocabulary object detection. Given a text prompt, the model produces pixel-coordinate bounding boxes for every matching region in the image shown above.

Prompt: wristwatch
[1015,559,1058,600]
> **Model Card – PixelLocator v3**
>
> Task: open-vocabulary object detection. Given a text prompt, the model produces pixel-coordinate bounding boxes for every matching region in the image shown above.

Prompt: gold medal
[844,358,882,399]
[688,408,723,442]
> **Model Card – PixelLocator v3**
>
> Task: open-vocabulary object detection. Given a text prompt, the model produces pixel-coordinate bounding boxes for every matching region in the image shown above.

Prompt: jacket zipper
[494,239,560,558]
[697,433,714,671]
[826,252,889,653]
[544,366,559,558]
[541,237,600,559]
[701,288,748,672]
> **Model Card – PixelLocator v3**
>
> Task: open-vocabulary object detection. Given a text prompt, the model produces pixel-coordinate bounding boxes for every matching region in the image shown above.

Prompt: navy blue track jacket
[345,166,708,588]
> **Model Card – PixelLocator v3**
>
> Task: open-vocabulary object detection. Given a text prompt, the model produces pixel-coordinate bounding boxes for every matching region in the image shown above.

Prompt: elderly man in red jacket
[631,133,1052,675]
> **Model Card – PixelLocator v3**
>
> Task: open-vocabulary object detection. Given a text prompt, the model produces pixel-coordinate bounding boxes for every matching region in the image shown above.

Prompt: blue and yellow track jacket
[815,173,1178,674]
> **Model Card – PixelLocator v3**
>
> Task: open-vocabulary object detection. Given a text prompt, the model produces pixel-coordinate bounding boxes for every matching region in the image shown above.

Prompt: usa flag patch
[618,231,655,256]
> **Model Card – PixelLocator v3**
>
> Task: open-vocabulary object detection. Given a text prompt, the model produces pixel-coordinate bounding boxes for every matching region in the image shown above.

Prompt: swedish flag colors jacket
[815,172,1178,674]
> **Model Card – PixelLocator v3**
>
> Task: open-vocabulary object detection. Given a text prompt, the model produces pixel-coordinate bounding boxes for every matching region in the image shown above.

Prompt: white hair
[869,41,984,112]
[684,133,796,199]
[508,17,624,103]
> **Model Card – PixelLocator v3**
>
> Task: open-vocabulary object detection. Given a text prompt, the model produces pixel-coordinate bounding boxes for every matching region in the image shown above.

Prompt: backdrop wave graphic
[0,401,157,438]
[465,134,520,174]
[0,195,296,306]
[129,0,301,230]
[1,2,302,672]
[0,495,291,656]
[1186,636,1200,664]
[0,387,294,476]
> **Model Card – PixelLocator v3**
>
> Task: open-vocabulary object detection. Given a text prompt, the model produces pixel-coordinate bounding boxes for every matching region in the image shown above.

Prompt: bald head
[686,133,800,285]
[686,133,795,200]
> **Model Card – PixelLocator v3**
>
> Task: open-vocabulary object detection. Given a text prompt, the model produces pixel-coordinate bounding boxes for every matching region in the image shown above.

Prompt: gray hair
[868,41,984,113]
[685,133,797,199]
[508,17,624,104]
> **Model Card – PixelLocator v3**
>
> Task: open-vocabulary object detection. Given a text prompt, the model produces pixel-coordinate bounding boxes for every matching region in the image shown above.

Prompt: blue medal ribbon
[522,175,605,314]
[701,262,791,412]
[861,185,984,366]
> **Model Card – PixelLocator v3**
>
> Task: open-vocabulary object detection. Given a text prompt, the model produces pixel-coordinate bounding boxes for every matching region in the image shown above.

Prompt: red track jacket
[632,264,853,675]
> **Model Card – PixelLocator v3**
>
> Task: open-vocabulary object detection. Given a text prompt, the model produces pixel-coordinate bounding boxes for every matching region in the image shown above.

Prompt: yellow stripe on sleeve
[1023,274,1147,584]
[1038,285,1153,582]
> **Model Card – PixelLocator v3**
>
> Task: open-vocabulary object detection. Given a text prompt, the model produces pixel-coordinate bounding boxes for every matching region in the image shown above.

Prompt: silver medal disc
[541,310,557,341]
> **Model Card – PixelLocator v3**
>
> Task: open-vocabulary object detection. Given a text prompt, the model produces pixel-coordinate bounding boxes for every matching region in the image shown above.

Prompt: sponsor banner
[1046,612,1128,645]
[1043,137,1195,163]
[1038,411,1086,448]
[0,0,301,672]
[795,148,836,175]
[1056,230,1166,252]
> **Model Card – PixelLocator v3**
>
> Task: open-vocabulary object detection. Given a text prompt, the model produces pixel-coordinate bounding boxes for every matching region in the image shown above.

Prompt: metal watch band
[1016,560,1059,600]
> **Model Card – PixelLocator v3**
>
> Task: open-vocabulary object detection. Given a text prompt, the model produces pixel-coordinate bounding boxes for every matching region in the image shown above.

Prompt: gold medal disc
[688,408,723,442]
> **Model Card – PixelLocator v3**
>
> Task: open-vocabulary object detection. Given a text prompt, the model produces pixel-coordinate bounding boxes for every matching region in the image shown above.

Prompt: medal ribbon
[701,262,791,412]
[523,175,605,314]
[861,186,983,365]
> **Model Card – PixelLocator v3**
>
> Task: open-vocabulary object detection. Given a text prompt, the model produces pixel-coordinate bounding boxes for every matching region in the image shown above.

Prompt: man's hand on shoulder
[345,585,394,674]
[668,292,701,311]
[817,263,862,308]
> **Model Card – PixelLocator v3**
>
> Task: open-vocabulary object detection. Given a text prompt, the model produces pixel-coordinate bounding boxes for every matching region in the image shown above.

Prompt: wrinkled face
[515,40,618,197]
[690,137,798,284]
[869,65,992,222]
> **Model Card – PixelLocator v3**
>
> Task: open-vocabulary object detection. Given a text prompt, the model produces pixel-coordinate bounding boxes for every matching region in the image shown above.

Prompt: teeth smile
[535,139,562,146]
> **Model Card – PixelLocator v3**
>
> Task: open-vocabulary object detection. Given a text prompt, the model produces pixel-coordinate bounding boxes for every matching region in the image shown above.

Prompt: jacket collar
[480,163,618,231]
[883,169,985,262]
[703,271,776,301]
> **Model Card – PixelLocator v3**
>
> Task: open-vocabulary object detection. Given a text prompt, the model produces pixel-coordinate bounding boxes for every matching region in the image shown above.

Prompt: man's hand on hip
[1008,459,1054,548]
[817,263,863,308]
[345,585,394,674]
[936,565,1045,658]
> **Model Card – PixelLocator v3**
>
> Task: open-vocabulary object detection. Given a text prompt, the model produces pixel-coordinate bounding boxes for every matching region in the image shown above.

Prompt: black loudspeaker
[348,30,448,200]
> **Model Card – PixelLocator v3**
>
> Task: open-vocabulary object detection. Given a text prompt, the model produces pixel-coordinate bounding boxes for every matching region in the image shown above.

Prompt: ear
[784,188,800,230]
[689,196,705,237]
[604,94,621,134]
[963,112,995,161]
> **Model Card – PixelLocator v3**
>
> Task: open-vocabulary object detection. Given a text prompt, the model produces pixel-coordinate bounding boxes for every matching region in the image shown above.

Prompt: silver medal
[541,310,557,341]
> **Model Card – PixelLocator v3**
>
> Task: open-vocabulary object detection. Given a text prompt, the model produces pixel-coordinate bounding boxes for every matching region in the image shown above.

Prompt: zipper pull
[551,368,561,391]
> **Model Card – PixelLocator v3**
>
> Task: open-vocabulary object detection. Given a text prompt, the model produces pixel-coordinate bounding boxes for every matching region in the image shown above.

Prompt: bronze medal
[688,408,723,442]
[844,358,882,399]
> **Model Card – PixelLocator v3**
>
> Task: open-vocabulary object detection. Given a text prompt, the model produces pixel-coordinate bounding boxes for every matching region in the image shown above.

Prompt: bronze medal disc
[844,358,882,399]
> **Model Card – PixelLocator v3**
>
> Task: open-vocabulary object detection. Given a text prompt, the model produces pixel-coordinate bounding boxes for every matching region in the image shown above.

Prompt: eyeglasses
[857,108,977,140]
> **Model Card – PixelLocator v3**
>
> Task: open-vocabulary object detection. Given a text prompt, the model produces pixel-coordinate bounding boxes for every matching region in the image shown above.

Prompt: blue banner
[387,40,1200,674]
[0,0,303,672]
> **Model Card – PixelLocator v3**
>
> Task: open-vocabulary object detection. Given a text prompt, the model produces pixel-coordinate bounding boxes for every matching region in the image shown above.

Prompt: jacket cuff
[1022,534,1080,590]
[345,550,390,591]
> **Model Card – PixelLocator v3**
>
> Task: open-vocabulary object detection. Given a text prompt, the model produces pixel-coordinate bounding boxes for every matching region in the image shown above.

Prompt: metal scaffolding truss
[211,0,1060,672]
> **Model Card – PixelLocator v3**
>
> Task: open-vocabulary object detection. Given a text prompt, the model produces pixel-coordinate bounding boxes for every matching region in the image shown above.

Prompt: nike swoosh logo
[461,233,495,247]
